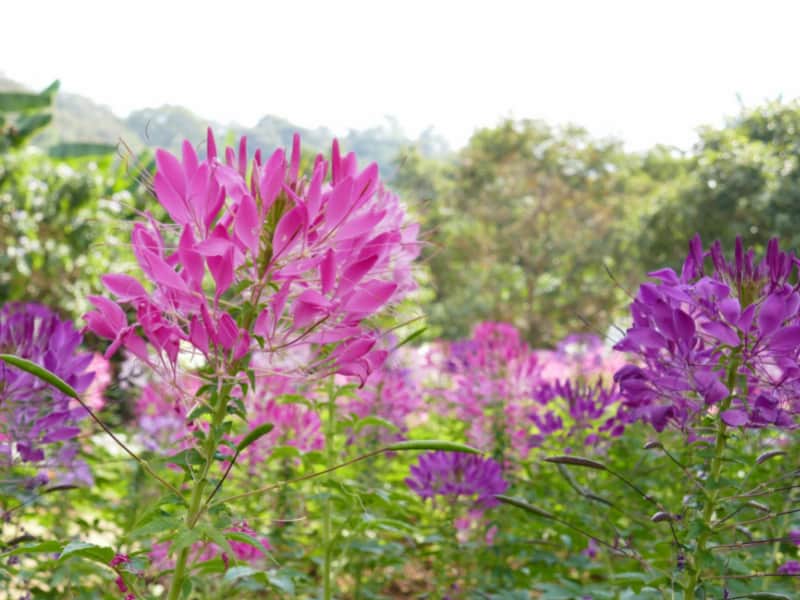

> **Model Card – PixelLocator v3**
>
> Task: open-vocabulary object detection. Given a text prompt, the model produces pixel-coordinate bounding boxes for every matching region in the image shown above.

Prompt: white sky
[3,0,800,151]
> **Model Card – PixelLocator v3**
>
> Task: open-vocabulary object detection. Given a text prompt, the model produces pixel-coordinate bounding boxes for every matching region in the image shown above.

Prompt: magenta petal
[102,274,146,301]
[721,409,749,427]
[326,176,354,225]
[320,249,336,295]
[272,207,306,258]
[344,280,397,314]
[234,194,259,255]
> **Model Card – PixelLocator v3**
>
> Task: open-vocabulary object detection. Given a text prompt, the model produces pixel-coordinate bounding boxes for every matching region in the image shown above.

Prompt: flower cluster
[531,378,624,448]
[134,373,323,464]
[0,303,95,485]
[441,322,541,459]
[85,131,419,385]
[405,451,508,508]
[340,347,422,445]
[614,235,800,432]
[231,373,324,472]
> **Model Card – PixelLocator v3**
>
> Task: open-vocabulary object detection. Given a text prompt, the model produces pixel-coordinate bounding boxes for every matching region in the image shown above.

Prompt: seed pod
[544,456,607,470]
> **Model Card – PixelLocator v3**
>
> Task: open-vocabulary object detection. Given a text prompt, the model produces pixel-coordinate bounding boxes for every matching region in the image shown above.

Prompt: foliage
[5,88,800,599]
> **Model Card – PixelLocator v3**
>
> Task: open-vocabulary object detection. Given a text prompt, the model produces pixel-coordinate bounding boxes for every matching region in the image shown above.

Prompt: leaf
[270,445,302,461]
[737,594,792,600]
[7,541,63,556]
[223,565,257,583]
[495,495,556,519]
[386,440,479,454]
[543,455,607,470]
[266,571,295,594]
[226,531,275,564]
[0,91,52,112]
[394,326,427,349]
[198,524,234,558]
[236,423,274,454]
[0,354,78,398]
[128,516,181,540]
[353,416,400,433]
[756,450,786,465]
[48,142,117,158]
[59,541,114,564]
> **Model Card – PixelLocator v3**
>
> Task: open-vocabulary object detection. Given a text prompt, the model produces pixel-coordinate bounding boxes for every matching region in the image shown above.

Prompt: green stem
[685,361,738,600]
[323,378,336,600]
[166,385,230,600]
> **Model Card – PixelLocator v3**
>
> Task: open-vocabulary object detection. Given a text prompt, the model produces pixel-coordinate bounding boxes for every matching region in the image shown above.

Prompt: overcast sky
[4,0,800,151]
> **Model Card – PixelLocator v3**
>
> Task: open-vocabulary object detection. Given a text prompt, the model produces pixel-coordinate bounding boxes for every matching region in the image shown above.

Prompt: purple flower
[778,559,800,575]
[788,529,800,547]
[531,378,624,446]
[405,451,508,508]
[0,303,95,484]
[614,235,800,433]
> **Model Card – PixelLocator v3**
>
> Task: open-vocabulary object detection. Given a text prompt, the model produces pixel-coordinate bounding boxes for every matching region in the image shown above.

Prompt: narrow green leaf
[226,531,275,564]
[0,354,78,398]
[48,142,117,158]
[353,416,400,434]
[543,455,607,470]
[223,565,257,583]
[394,326,427,349]
[495,495,556,519]
[236,423,275,454]
[8,541,63,556]
[755,450,786,465]
[735,594,792,600]
[386,439,479,454]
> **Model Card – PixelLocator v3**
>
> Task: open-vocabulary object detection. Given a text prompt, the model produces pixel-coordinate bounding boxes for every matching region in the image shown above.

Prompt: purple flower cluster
[531,379,624,447]
[405,451,508,508]
[614,235,800,432]
[0,303,95,485]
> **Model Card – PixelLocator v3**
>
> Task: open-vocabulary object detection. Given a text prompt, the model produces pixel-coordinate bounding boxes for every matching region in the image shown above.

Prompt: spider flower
[531,378,624,447]
[441,323,541,460]
[405,451,508,508]
[84,131,419,385]
[0,303,95,484]
[340,347,422,445]
[614,235,800,432]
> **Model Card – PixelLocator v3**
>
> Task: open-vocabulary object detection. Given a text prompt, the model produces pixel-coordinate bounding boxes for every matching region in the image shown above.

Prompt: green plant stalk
[166,385,230,600]
[685,361,738,600]
[323,379,336,600]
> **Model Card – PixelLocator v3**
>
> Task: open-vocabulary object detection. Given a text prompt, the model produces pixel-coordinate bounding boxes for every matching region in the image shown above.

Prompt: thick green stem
[323,379,336,600]
[166,387,230,600]
[685,361,738,600]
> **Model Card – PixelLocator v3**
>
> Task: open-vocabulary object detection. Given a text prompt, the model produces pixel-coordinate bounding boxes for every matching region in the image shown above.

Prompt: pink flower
[85,131,419,388]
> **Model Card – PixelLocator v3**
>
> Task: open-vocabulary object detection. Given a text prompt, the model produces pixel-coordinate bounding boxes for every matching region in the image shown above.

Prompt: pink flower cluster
[85,130,419,385]
[441,322,541,460]
[340,347,422,445]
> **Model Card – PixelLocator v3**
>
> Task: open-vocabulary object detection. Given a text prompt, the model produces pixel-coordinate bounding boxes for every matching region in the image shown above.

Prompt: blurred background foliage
[3,75,800,347]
